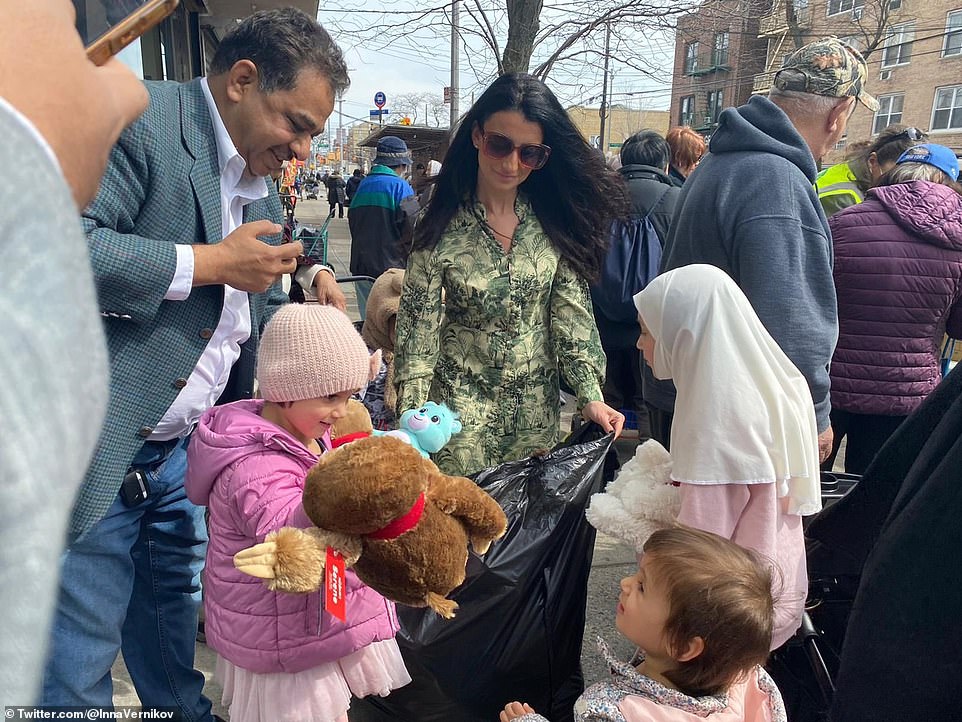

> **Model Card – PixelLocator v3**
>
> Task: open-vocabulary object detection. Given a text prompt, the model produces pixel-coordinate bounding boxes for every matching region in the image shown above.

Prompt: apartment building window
[827,0,864,16]
[944,10,962,57]
[881,23,914,68]
[712,32,730,66]
[838,35,862,52]
[707,90,724,125]
[932,85,962,130]
[873,94,904,134]
[680,95,695,126]
[888,0,901,9]
[684,42,699,74]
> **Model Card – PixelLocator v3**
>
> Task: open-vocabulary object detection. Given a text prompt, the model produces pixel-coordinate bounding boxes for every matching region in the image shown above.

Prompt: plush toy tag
[324,546,346,622]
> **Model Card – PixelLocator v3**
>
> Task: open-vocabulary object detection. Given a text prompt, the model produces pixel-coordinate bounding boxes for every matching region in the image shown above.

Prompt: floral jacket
[394,195,606,475]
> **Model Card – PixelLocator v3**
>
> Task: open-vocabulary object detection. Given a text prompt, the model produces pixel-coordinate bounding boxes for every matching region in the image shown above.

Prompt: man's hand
[314,270,346,311]
[192,221,301,292]
[500,701,536,721]
[0,0,149,207]
[818,426,835,465]
[582,400,626,438]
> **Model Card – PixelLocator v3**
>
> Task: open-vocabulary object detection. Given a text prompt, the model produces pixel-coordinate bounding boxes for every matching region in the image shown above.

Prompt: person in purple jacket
[185,304,410,722]
[825,143,962,473]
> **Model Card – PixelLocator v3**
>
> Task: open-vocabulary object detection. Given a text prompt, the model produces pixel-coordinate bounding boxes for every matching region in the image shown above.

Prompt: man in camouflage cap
[652,36,868,510]
[774,37,879,113]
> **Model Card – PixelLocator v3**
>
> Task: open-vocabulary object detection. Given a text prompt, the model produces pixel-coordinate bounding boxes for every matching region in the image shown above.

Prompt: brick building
[669,0,772,139]
[566,106,671,152]
[752,0,962,159]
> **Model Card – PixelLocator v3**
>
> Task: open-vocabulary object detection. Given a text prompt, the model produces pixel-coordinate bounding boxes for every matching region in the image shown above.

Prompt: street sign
[443,86,451,104]
[369,109,389,117]
[374,91,386,109]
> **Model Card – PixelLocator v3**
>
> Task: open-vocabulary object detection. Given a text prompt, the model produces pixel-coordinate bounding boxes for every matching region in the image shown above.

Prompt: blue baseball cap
[896,143,959,181]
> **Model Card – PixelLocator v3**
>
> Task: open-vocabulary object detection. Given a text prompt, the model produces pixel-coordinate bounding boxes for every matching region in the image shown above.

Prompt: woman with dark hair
[816,124,928,217]
[394,73,628,475]
[825,143,962,473]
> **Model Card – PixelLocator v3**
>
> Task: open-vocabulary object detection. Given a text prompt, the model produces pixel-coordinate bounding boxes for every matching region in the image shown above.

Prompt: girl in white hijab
[633,264,821,649]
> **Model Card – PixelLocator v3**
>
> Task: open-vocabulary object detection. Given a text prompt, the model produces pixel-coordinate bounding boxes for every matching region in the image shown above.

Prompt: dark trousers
[602,347,651,439]
[821,408,907,475]
[328,201,344,218]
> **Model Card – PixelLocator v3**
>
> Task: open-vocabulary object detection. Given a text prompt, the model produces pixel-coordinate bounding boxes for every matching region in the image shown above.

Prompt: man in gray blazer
[0,1,148,705]
[41,9,350,719]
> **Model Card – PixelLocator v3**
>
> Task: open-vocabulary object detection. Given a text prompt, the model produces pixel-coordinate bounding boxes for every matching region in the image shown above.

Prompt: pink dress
[215,638,411,722]
[676,483,807,649]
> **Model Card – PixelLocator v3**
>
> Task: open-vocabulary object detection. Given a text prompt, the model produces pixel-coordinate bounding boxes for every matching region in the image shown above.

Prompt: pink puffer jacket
[185,399,399,674]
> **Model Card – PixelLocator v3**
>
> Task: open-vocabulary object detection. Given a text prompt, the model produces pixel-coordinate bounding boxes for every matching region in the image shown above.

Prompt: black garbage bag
[349,425,615,722]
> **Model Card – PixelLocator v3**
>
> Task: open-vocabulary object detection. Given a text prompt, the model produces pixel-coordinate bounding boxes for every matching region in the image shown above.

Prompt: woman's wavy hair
[413,73,628,282]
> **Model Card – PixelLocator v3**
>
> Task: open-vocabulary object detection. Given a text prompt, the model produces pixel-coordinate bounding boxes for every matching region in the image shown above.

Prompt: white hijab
[633,264,821,516]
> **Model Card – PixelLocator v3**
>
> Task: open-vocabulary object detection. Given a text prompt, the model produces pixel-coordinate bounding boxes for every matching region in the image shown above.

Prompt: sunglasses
[480,130,551,170]
[879,127,927,148]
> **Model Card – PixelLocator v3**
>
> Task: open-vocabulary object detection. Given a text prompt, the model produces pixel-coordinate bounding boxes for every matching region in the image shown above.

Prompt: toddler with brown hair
[500,526,785,722]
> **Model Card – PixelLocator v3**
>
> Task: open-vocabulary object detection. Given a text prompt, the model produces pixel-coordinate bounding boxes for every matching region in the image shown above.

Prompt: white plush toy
[585,439,681,553]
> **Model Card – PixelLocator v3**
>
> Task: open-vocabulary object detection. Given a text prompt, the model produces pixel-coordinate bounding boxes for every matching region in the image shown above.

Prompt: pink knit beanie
[257,304,378,402]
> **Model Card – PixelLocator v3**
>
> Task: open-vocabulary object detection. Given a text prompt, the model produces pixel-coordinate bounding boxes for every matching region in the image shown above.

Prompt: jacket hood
[867,180,962,250]
[186,399,318,505]
[709,95,818,182]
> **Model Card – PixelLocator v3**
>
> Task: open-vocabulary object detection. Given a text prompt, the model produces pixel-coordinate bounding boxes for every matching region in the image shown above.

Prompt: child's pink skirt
[215,638,411,722]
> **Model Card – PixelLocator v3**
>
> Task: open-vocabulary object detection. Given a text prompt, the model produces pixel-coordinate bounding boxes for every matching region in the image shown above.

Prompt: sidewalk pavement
[110,197,641,715]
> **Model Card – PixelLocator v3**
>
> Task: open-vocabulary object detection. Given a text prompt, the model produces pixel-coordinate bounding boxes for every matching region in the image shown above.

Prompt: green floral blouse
[394,195,606,476]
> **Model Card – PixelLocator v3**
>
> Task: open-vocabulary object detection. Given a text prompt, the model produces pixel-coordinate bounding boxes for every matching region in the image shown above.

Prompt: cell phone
[120,468,150,507]
[82,0,180,66]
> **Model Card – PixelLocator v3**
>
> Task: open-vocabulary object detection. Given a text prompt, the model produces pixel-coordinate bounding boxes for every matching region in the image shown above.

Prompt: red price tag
[324,546,346,622]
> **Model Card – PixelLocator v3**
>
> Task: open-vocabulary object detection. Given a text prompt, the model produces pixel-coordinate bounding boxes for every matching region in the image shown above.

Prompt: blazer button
[137,426,154,438]
[173,377,188,389]
[199,328,214,340]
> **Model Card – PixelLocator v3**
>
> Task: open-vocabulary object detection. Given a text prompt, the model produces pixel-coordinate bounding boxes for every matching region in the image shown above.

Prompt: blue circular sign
[374,91,386,109]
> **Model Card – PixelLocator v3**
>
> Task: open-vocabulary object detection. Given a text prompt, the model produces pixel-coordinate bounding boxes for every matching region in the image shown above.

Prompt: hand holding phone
[83,0,180,65]
[0,1,149,206]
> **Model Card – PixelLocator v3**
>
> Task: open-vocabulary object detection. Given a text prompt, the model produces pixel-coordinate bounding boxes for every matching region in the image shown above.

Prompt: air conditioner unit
[880,68,892,80]
[852,6,863,20]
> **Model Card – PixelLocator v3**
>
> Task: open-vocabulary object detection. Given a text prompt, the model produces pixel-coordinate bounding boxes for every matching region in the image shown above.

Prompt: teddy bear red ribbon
[365,492,426,540]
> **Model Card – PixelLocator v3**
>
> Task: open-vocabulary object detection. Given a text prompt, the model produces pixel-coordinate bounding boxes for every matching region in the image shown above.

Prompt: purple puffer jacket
[829,180,962,416]
[185,399,399,674]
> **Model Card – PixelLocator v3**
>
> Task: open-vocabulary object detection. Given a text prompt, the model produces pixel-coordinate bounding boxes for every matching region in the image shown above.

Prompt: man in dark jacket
[345,167,364,204]
[348,136,419,315]
[596,130,680,441]
[653,38,879,461]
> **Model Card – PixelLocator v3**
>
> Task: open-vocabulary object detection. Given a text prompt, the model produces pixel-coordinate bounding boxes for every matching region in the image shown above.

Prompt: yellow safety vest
[815,162,864,216]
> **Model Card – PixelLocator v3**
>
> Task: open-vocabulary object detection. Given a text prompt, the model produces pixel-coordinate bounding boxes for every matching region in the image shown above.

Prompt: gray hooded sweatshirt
[650,95,838,431]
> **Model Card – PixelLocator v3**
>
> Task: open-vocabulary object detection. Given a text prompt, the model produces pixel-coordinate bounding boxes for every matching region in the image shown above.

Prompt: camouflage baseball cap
[773,37,879,112]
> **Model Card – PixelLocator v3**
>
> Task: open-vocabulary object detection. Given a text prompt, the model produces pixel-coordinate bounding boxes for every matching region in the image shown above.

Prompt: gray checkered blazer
[72,78,287,536]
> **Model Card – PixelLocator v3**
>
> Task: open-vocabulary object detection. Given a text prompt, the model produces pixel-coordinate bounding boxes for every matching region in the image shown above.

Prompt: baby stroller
[767,364,962,721]
[304,178,320,200]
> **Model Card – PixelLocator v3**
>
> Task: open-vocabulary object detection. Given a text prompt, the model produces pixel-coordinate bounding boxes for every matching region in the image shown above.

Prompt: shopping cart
[295,215,331,266]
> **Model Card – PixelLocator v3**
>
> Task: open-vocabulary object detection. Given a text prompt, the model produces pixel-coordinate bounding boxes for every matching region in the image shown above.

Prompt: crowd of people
[4,3,962,721]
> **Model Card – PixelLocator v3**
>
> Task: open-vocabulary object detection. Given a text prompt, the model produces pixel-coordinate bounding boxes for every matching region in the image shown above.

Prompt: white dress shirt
[149,78,268,441]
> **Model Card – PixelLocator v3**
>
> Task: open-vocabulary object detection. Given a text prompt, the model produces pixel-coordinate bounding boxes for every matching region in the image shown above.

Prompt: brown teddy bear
[234,434,507,618]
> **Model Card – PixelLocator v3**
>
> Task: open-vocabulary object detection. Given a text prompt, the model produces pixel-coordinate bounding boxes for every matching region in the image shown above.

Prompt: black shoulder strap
[642,184,671,222]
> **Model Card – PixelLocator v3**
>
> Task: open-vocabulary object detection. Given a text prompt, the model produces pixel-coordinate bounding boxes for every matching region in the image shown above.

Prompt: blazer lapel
[181,79,222,246]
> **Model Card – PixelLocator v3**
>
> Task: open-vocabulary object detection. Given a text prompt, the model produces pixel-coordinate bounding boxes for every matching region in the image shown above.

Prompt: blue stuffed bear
[374,402,462,457]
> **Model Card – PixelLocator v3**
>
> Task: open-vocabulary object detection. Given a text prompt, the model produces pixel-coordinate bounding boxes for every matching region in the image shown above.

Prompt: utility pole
[337,97,343,171]
[598,23,611,154]
[450,0,459,130]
